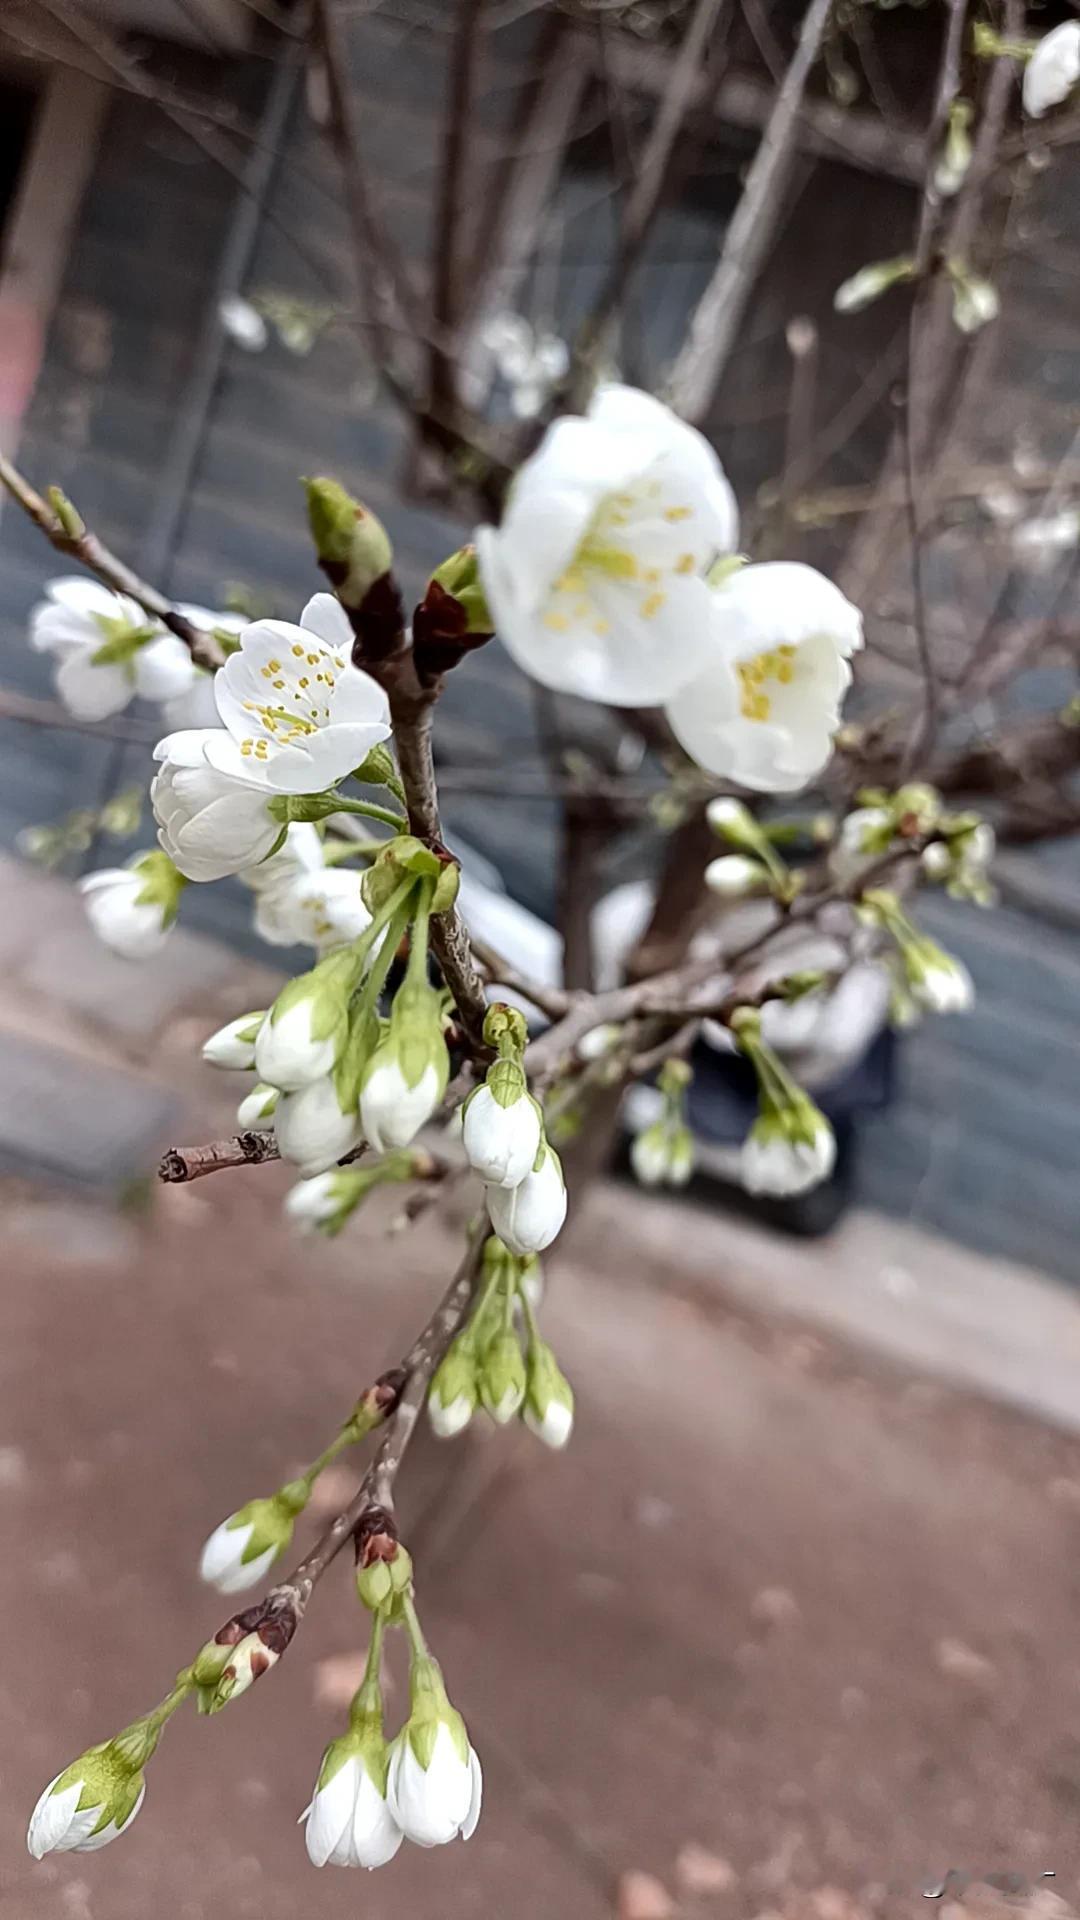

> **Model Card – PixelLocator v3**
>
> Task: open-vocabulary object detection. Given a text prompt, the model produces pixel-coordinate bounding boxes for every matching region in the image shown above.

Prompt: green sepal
[361,836,459,916]
[333,1002,380,1110]
[405,1657,469,1769]
[89,612,161,667]
[267,790,351,826]
[386,981,450,1094]
[352,742,406,806]
[485,1056,528,1110]
[131,849,187,927]
[479,1329,526,1419]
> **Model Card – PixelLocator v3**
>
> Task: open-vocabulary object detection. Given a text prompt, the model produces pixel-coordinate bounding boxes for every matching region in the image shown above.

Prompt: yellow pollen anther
[641,591,666,619]
[544,611,570,632]
[664,505,693,523]
[292,644,305,658]
[675,553,695,574]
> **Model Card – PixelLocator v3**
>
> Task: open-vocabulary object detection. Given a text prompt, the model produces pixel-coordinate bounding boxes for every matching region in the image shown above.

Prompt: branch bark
[666,0,835,424]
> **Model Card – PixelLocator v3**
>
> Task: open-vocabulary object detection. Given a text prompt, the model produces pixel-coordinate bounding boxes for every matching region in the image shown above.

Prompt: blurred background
[2,1,1080,1914]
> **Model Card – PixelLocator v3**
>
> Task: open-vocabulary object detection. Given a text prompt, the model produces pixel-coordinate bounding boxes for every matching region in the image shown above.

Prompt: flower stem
[330,795,407,830]
[404,877,435,990]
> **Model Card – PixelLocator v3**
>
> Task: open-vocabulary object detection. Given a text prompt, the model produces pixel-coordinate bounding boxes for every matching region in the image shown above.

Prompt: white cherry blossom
[477,384,738,705]
[208,593,390,792]
[666,562,862,793]
[1023,22,1080,117]
[151,731,282,881]
[30,576,196,721]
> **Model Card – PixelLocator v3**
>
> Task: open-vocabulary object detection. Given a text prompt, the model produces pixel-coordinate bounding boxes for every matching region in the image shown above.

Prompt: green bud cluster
[427,1236,572,1448]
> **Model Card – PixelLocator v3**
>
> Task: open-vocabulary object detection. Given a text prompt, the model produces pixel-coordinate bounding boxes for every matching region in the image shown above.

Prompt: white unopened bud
[742,1104,836,1197]
[236,1082,278,1130]
[255,953,354,1091]
[274,1074,360,1175]
[78,851,184,959]
[28,1750,146,1859]
[359,983,449,1152]
[202,1011,265,1070]
[523,1341,574,1450]
[462,1068,542,1189]
[485,1143,567,1256]
[704,854,765,899]
[302,1741,403,1870]
[386,1664,482,1848]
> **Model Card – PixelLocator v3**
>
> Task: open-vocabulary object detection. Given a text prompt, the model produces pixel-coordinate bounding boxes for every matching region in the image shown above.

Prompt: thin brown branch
[577,0,729,371]
[430,0,486,424]
[0,456,222,669]
[666,0,836,424]
[309,0,423,375]
[388,690,491,1048]
[159,1131,286,1184]
[205,1232,483,1676]
[469,934,572,1022]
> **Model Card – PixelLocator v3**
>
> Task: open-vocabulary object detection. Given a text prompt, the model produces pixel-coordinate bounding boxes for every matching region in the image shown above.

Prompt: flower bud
[386,1659,482,1848]
[485,1142,567,1256]
[274,1073,361,1175]
[462,1068,542,1190]
[284,1165,369,1235]
[427,546,494,636]
[302,1723,403,1870]
[304,477,393,610]
[202,1011,265,1070]
[705,796,757,846]
[199,1486,306,1595]
[205,1630,282,1710]
[28,1742,147,1859]
[523,1341,574,1450]
[255,952,354,1091]
[78,850,185,960]
[742,1099,836,1197]
[428,1334,478,1439]
[357,1560,394,1611]
[479,1329,526,1425]
[704,854,766,899]
[360,982,450,1152]
[361,835,460,916]
[236,1082,278,1130]
[834,255,915,315]
[482,1001,529,1055]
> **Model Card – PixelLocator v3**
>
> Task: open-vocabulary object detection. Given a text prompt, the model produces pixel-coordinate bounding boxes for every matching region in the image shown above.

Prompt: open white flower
[31,576,196,720]
[477,384,738,706]
[303,1748,403,1870]
[208,593,390,792]
[486,1142,567,1255]
[245,828,375,952]
[666,562,863,793]
[1023,22,1080,117]
[151,731,282,881]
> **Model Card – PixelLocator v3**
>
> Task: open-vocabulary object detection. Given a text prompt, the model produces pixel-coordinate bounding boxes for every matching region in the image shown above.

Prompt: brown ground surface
[2,1167,1080,1920]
